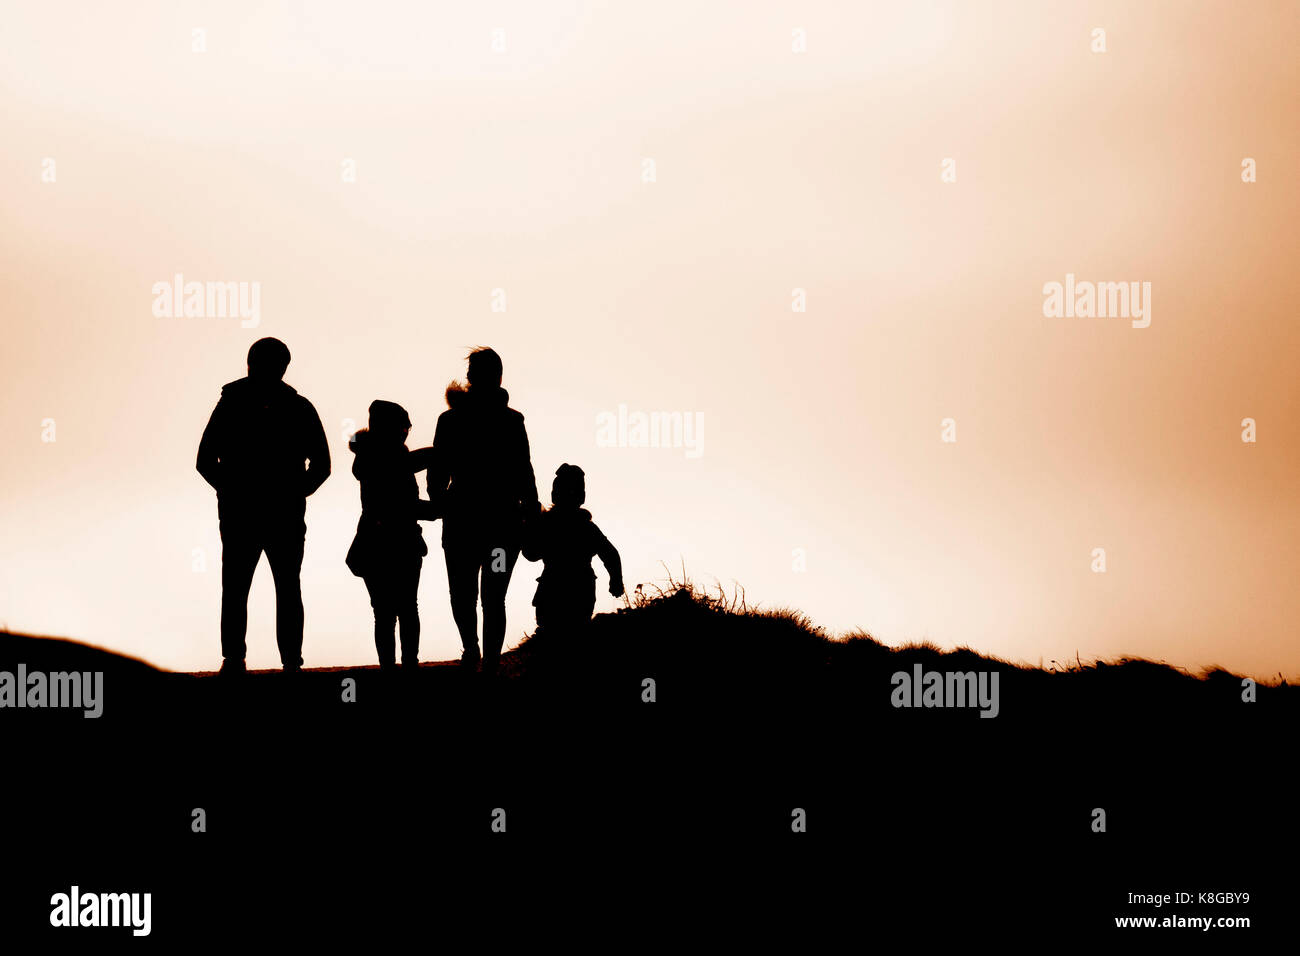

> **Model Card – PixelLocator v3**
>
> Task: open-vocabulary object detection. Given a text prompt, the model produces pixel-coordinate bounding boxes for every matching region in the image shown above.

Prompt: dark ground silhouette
[3,584,1292,940]
[7,578,1288,719]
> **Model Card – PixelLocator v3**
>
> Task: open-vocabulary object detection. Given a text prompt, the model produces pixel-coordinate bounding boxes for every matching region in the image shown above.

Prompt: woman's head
[466,346,503,388]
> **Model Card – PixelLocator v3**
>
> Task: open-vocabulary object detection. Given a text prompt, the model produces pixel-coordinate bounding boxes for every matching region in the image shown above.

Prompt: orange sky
[1,1,1297,678]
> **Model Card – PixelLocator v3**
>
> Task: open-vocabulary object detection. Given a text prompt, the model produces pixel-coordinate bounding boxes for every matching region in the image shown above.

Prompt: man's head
[247,337,291,381]
[466,346,503,388]
[552,463,586,508]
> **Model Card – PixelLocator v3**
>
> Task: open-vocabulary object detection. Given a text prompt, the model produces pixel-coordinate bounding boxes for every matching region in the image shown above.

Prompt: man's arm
[302,402,331,497]
[196,401,225,492]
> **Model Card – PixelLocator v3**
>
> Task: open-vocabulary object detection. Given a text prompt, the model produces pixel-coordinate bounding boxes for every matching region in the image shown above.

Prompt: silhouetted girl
[346,401,438,670]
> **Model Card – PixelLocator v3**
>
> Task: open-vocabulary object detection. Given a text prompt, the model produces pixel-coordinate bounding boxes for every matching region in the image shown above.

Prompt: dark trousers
[219,512,306,668]
[363,555,423,667]
[531,595,596,685]
[444,539,520,670]
[535,591,596,637]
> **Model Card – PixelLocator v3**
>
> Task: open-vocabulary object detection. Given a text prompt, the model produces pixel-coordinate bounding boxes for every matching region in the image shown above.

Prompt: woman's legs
[480,544,519,674]
[364,572,397,667]
[444,545,481,663]
[396,556,423,667]
[444,524,521,672]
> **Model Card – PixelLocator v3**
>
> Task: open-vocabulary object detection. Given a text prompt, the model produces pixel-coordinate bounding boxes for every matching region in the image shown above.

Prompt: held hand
[609,581,625,598]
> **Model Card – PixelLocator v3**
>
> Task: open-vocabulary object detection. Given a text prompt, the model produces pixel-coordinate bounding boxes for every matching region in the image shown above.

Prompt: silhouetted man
[197,338,330,675]
[427,348,539,674]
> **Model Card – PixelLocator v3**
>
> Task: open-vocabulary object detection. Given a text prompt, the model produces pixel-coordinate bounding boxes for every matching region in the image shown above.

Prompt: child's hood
[349,429,411,483]
[349,428,409,453]
[546,505,592,523]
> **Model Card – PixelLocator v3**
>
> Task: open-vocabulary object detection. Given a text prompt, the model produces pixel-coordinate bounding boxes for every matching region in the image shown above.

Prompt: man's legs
[444,544,482,663]
[265,519,306,670]
[219,518,262,667]
[480,544,520,674]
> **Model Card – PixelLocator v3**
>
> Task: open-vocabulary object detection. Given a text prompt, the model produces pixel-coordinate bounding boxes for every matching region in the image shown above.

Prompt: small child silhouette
[522,464,623,648]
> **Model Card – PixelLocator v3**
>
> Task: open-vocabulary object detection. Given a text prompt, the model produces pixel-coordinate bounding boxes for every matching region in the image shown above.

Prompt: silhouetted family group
[197,337,623,676]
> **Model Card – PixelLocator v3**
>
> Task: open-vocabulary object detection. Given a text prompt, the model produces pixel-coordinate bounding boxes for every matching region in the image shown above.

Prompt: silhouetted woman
[346,400,438,670]
[426,348,539,674]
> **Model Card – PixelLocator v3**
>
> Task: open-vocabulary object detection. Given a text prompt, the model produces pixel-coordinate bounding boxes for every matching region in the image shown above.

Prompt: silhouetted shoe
[460,648,480,669]
[219,659,246,678]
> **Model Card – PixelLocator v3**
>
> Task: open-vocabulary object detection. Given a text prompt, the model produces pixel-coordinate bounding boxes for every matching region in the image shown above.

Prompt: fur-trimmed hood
[348,426,410,480]
[348,427,379,455]
[349,426,408,454]
[445,381,510,410]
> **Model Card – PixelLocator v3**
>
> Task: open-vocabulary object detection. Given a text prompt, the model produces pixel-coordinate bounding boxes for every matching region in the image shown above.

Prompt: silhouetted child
[522,464,623,657]
[346,401,438,670]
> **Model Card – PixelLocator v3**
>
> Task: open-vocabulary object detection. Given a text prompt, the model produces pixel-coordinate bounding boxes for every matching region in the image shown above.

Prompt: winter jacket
[196,377,330,519]
[346,429,438,575]
[427,383,539,543]
[522,506,622,607]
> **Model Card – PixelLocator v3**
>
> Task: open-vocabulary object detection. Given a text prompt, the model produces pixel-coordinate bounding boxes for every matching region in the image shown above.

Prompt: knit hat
[552,463,585,507]
[368,400,411,433]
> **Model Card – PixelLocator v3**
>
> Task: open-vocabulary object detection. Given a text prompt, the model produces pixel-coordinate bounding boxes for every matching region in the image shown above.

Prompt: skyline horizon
[2,1,1297,681]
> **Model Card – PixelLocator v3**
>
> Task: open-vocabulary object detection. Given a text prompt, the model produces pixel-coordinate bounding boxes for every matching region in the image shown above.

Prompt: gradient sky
[1,1,1296,678]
